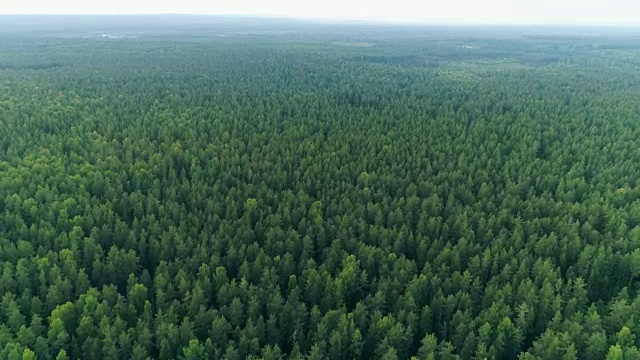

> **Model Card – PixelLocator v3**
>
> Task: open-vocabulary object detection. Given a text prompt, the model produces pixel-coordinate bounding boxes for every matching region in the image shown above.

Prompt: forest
[2,16,640,359]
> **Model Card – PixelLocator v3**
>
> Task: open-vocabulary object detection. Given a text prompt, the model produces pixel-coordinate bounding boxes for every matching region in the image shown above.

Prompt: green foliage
[1,16,640,359]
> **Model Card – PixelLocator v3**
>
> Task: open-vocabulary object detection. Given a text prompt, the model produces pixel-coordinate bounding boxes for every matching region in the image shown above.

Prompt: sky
[1,0,639,25]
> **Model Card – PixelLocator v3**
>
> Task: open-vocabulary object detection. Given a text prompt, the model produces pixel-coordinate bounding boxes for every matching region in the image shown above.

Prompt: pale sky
[2,0,639,25]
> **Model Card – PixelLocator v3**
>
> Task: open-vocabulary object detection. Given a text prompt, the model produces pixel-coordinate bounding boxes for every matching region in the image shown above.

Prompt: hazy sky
[2,0,639,25]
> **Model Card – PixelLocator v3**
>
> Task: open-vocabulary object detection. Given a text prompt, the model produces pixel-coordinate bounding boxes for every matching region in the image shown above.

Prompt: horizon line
[1,13,639,28]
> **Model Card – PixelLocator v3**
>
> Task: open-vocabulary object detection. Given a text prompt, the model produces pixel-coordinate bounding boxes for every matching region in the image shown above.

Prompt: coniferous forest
[2,16,640,359]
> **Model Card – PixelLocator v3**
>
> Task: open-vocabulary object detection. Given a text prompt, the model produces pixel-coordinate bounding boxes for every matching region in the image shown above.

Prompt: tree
[22,349,37,360]
[55,349,70,360]
[182,339,205,360]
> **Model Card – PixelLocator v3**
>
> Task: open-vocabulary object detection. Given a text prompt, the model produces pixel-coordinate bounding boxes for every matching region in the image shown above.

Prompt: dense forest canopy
[2,16,640,359]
